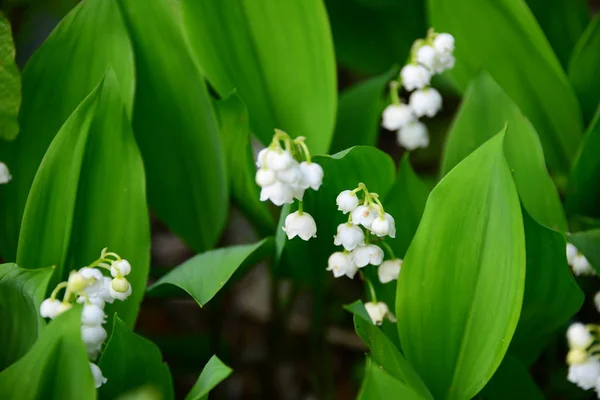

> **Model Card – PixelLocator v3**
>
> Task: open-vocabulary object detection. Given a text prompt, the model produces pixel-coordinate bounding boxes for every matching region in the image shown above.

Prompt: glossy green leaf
[330,67,398,153]
[357,357,425,400]
[0,263,53,370]
[442,72,567,232]
[0,307,95,399]
[0,13,20,141]
[568,14,600,124]
[182,0,337,154]
[99,316,174,400]
[568,229,600,273]
[397,132,525,399]
[479,354,544,399]
[16,71,150,327]
[429,0,583,173]
[116,0,228,253]
[325,0,426,74]
[185,355,232,400]
[213,92,275,235]
[149,238,273,307]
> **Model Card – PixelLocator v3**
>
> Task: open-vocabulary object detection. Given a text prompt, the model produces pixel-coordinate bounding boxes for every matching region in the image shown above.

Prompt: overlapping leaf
[186,355,232,400]
[358,357,425,400]
[0,13,21,141]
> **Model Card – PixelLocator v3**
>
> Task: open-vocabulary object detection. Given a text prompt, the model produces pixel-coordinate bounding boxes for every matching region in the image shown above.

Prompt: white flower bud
[572,254,595,276]
[400,64,432,91]
[351,205,377,230]
[89,363,107,388]
[364,302,395,325]
[82,303,106,326]
[81,325,107,346]
[567,348,589,365]
[381,104,415,131]
[370,213,396,238]
[78,267,103,281]
[109,278,132,301]
[0,162,12,184]
[327,252,358,279]
[568,323,593,349]
[67,271,90,293]
[260,181,295,206]
[255,168,277,187]
[352,245,384,268]
[40,298,61,319]
[336,190,359,214]
[416,45,438,71]
[282,211,317,241]
[433,33,455,55]
[299,162,323,191]
[55,302,73,317]
[397,121,429,151]
[568,357,600,390]
[409,88,442,118]
[567,243,578,265]
[266,149,295,171]
[378,259,402,283]
[110,259,131,277]
[83,277,114,304]
[435,53,455,73]
[334,223,365,251]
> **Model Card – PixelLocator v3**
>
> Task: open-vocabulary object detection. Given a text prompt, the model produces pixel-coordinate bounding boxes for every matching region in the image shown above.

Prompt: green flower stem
[389,81,401,105]
[380,241,397,259]
[298,200,303,215]
[50,282,68,300]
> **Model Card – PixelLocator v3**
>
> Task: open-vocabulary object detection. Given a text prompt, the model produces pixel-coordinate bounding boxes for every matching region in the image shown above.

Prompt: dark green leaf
[185,355,232,400]
[357,357,425,400]
[568,229,600,274]
[0,13,21,141]
[182,0,337,154]
[397,132,525,399]
[479,354,544,399]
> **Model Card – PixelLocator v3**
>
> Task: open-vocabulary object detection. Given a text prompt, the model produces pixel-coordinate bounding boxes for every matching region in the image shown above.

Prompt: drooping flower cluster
[256,129,323,241]
[0,162,11,184]
[327,183,402,325]
[567,242,595,276]
[39,248,134,389]
[565,323,600,394]
[381,29,456,151]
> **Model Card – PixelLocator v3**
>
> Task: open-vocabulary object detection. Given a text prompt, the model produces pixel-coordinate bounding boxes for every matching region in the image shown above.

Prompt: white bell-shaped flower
[568,357,600,390]
[409,88,442,118]
[89,362,108,388]
[40,298,62,319]
[433,33,455,55]
[351,205,378,230]
[364,302,396,326]
[400,64,431,91]
[416,45,438,71]
[78,295,105,309]
[352,245,384,268]
[572,254,595,276]
[266,149,295,171]
[82,303,106,326]
[256,148,269,168]
[334,223,365,251]
[79,267,103,281]
[299,162,323,191]
[397,121,429,151]
[84,277,114,304]
[370,213,396,238]
[111,259,132,277]
[82,325,108,346]
[378,259,402,284]
[327,252,358,279]
[256,168,277,187]
[567,243,579,265]
[381,104,415,131]
[568,323,593,349]
[282,211,317,241]
[0,162,12,184]
[435,53,455,73]
[276,161,302,184]
[260,181,295,206]
[109,277,132,301]
[336,190,359,214]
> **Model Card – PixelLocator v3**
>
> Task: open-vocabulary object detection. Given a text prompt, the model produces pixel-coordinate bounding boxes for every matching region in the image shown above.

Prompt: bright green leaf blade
[149,238,273,307]
[568,229,600,274]
[16,70,150,327]
[99,316,174,400]
[0,0,134,261]
[182,0,337,154]
[0,13,21,141]
[0,307,96,399]
[357,357,425,400]
[116,0,228,253]
[397,132,526,400]
[429,0,583,173]
[479,354,544,399]
[185,355,232,400]
[0,263,53,370]
[442,72,567,232]
[213,92,275,235]
[330,67,398,153]
[568,14,600,124]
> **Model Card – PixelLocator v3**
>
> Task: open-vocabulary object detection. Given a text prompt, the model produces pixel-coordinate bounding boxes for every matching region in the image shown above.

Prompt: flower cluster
[256,129,323,241]
[39,248,134,389]
[381,29,456,151]
[0,162,11,184]
[327,183,402,325]
[566,323,600,394]
[567,242,595,276]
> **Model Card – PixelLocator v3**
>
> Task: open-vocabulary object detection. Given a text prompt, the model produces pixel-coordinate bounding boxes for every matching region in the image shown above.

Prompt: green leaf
[568,229,600,274]
[397,132,526,399]
[357,357,425,400]
[325,0,426,75]
[479,354,544,399]
[0,263,53,370]
[181,0,337,154]
[0,0,134,261]
[0,307,96,399]
[149,238,273,307]
[16,70,150,327]
[212,92,275,235]
[429,0,583,173]
[116,0,228,253]
[442,72,567,232]
[568,14,600,124]
[330,67,398,153]
[99,316,174,400]
[185,355,232,400]
[0,13,21,141]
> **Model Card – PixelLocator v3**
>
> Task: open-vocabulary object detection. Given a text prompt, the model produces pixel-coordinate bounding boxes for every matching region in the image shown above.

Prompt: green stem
[380,241,397,259]
[389,81,401,105]
[298,200,304,215]
[50,282,68,300]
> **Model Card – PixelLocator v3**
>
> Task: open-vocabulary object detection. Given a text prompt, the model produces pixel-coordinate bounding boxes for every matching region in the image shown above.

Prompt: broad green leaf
[566,107,600,219]
[568,14,600,124]
[568,229,600,274]
[213,92,275,235]
[325,0,426,75]
[16,71,150,327]
[0,0,134,261]
[0,263,53,370]
[182,0,337,154]
[116,0,228,253]
[185,355,232,400]
[0,307,95,399]
[278,147,395,285]
[330,67,398,153]
[479,354,544,399]
[442,72,567,232]
[99,316,174,400]
[357,357,425,400]
[149,238,273,307]
[0,13,20,141]
[525,0,589,68]
[429,0,583,173]
[397,132,526,400]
